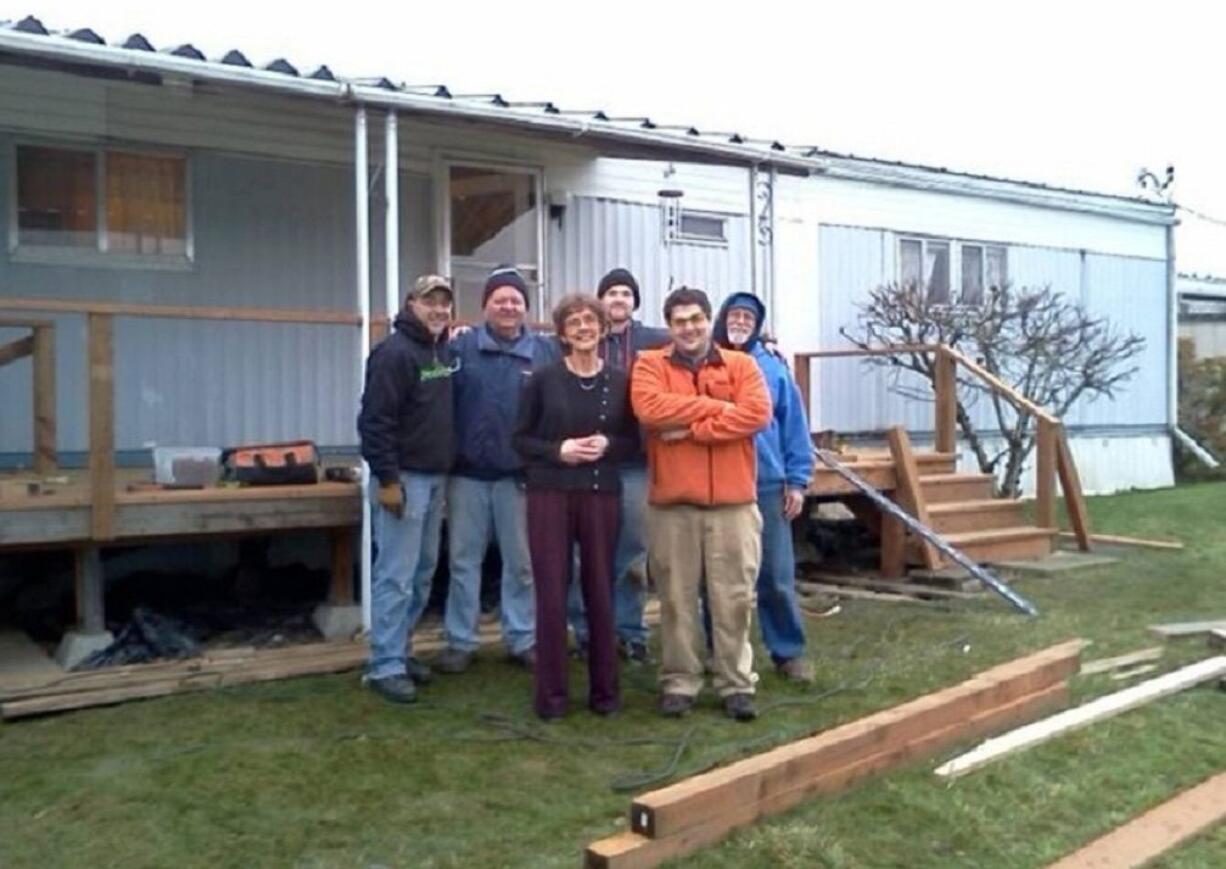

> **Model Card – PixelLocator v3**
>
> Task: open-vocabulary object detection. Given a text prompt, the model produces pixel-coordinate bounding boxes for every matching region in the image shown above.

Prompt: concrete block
[54,630,115,671]
[312,604,363,641]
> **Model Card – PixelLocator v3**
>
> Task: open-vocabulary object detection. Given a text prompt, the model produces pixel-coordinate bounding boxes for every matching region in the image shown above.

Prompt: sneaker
[658,693,695,718]
[405,656,433,685]
[509,647,537,669]
[775,657,816,684]
[723,693,758,722]
[434,647,472,674]
[569,639,589,661]
[366,675,417,705]
[619,640,651,664]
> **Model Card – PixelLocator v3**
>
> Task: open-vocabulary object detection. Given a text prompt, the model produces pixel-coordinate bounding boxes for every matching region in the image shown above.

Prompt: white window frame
[434,154,547,312]
[8,139,194,272]
[897,234,1007,307]
[661,201,731,249]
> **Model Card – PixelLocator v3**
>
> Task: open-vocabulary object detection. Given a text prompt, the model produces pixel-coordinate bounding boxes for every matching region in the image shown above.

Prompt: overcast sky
[8,0,1223,273]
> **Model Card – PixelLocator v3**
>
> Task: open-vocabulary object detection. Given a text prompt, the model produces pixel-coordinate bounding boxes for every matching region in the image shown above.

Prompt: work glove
[377,481,405,519]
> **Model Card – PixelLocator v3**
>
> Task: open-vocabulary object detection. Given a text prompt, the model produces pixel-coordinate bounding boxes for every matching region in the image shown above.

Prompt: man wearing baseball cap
[437,266,559,674]
[358,274,457,704]
[569,268,668,663]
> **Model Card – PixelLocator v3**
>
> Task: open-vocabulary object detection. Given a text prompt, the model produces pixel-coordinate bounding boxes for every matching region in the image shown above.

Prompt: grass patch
[3,483,1226,868]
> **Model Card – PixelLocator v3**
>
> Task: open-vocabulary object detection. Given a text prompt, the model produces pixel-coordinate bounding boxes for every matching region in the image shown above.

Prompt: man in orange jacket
[631,287,772,721]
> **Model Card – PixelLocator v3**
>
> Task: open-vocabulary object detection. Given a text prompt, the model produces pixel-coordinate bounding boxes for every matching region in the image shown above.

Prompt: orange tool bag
[222,441,320,486]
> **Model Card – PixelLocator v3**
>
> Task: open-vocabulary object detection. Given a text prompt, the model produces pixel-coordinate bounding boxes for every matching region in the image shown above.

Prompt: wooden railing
[0,315,56,474]
[794,343,1091,551]
[1,297,366,542]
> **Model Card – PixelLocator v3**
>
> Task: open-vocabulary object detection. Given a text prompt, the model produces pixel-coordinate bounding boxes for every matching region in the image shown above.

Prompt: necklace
[565,356,603,389]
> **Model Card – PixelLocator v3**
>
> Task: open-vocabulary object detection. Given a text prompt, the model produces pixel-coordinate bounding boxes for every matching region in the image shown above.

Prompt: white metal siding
[547,196,752,326]
[808,225,1169,435]
[1,145,364,455]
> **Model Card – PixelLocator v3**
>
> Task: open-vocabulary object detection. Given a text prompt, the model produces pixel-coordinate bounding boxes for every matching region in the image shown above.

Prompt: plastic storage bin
[153,446,223,487]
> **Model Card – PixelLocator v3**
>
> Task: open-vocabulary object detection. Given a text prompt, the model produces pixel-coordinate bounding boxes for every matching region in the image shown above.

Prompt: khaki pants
[647,502,762,697]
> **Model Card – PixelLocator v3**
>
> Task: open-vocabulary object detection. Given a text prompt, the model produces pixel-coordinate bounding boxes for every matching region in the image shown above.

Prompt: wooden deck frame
[0,315,57,473]
[794,343,1091,551]
[1,297,368,640]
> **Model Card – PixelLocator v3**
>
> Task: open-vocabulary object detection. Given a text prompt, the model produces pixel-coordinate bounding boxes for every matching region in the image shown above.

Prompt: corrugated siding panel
[813,225,1169,434]
[547,197,751,327]
[1,143,367,454]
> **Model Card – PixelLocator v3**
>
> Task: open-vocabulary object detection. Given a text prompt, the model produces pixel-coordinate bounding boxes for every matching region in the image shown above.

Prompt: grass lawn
[3,482,1226,868]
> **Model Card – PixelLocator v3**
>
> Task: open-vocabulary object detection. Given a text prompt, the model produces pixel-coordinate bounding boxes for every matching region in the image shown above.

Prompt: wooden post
[933,347,957,455]
[1035,417,1057,530]
[74,545,106,633]
[329,526,356,605]
[793,353,811,423]
[880,512,907,578]
[88,313,115,541]
[886,426,940,570]
[32,324,56,473]
[1055,424,1092,550]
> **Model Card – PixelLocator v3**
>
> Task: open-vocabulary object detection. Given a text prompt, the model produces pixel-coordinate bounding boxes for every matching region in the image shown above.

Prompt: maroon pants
[527,488,620,717]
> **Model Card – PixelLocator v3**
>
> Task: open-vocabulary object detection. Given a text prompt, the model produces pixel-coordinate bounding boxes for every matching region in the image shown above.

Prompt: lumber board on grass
[1210,629,1226,650]
[588,681,1068,868]
[629,640,1085,840]
[1109,664,1158,681]
[798,581,936,605]
[801,573,980,600]
[1046,771,1226,869]
[935,656,1226,779]
[1148,619,1226,639]
[1059,532,1183,551]
[1080,647,1164,676]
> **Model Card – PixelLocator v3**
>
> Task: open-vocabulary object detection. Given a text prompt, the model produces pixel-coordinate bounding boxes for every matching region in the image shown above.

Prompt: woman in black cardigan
[514,294,639,719]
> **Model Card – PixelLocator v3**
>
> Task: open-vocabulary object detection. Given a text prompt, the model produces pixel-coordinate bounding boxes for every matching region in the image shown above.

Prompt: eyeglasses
[563,312,602,330]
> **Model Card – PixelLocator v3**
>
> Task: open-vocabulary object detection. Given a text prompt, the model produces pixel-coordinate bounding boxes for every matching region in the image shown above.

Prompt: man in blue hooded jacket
[713,292,816,682]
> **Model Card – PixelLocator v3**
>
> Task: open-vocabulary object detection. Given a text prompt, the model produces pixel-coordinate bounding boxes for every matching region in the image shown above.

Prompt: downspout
[748,164,758,298]
[768,164,778,336]
[1168,221,1221,468]
[355,106,373,632]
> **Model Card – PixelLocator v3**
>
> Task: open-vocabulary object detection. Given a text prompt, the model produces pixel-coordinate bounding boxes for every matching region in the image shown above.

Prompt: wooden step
[919,526,1056,564]
[919,473,995,503]
[927,499,1024,534]
[809,452,958,497]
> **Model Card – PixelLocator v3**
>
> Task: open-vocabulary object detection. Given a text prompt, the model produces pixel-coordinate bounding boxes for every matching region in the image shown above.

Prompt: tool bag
[222,440,319,486]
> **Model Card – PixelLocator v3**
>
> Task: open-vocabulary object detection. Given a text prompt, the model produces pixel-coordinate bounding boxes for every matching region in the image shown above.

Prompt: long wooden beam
[936,656,1226,778]
[590,640,1083,867]
[1046,771,1226,869]
[1,296,363,326]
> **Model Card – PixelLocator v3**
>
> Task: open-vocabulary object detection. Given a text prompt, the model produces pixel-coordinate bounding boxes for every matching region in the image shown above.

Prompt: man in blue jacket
[569,268,669,663]
[713,292,816,682]
[437,267,559,674]
[357,275,457,704]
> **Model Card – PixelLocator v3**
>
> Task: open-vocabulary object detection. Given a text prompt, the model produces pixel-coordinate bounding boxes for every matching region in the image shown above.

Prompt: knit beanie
[596,267,641,310]
[482,266,530,309]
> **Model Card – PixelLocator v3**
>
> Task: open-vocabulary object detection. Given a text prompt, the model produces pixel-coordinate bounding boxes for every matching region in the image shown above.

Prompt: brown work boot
[775,657,816,684]
[658,693,694,718]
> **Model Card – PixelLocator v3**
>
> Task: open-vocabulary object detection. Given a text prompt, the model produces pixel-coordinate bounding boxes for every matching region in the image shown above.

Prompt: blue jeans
[445,475,535,655]
[368,471,446,680]
[756,484,807,663]
[569,466,649,646]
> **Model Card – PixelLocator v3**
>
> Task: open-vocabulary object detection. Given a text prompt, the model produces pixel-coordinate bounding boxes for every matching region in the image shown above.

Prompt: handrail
[0,297,363,326]
[793,342,1091,552]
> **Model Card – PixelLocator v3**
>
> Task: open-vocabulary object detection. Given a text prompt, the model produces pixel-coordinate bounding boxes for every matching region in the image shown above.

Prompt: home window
[663,201,729,247]
[677,211,728,244]
[900,236,1006,305]
[12,143,190,267]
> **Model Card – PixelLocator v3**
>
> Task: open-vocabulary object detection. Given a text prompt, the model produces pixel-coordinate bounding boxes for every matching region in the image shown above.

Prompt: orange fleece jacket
[630,345,772,506]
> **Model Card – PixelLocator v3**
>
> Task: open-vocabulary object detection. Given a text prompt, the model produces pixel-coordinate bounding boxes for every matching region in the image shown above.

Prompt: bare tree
[840,282,1146,496]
